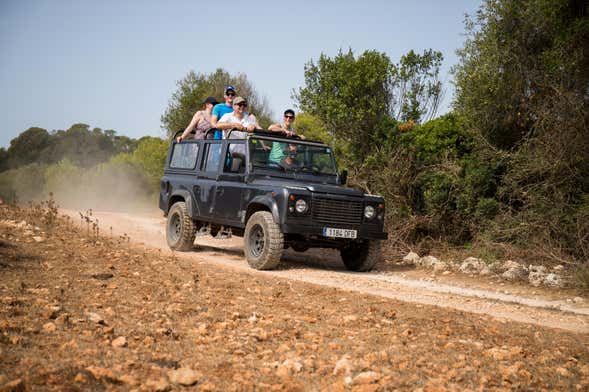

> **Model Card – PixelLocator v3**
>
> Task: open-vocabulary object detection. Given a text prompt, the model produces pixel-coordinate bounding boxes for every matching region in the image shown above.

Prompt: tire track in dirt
[63,209,589,333]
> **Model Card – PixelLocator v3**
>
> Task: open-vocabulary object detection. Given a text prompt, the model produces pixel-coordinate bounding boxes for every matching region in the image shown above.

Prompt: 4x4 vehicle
[159,130,387,271]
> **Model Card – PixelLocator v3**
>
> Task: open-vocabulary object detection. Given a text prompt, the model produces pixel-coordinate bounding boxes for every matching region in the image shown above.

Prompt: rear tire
[340,240,381,272]
[166,202,196,251]
[244,211,283,270]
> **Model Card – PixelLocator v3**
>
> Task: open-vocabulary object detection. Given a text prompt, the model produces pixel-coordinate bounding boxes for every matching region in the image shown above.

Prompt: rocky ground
[1,204,589,391]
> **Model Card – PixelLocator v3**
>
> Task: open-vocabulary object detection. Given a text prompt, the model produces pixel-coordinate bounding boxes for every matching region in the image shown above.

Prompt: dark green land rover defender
[159,131,387,271]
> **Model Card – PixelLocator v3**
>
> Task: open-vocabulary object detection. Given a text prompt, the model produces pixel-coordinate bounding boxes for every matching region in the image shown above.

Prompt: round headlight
[364,205,376,219]
[295,199,308,213]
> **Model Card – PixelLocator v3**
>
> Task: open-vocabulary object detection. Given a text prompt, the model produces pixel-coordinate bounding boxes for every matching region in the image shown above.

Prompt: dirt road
[68,210,589,334]
[2,205,588,390]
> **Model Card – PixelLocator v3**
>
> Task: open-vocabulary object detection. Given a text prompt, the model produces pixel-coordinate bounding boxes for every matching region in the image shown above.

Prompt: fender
[168,189,194,216]
[247,195,280,224]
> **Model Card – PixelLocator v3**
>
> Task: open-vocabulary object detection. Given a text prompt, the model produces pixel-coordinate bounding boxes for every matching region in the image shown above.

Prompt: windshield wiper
[299,167,334,176]
[252,163,286,172]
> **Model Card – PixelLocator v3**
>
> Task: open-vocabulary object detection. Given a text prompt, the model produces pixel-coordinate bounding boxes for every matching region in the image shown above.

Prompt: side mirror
[340,170,348,185]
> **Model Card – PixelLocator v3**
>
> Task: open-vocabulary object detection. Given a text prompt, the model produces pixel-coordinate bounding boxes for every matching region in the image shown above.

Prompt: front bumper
[281,223,388,240]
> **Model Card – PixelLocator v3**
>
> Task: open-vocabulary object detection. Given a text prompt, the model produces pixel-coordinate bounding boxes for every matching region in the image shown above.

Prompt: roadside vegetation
[1,0,587,282]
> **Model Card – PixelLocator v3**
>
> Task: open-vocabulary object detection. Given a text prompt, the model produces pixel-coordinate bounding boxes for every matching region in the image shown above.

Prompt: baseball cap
[225,85,236,94]
[203,96,218,105]
[233,96,247,105]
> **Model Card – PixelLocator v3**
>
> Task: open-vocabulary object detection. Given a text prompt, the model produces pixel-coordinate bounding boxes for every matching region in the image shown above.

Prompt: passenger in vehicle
[216,97,261,139]
[210,85,237,139]
[176,96,218,142]
[268,109,304,164]
[278,144,303,170]
[268,109,304,139]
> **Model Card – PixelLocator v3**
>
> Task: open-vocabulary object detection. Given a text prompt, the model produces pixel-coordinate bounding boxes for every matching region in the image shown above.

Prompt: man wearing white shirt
[216,96,261,139]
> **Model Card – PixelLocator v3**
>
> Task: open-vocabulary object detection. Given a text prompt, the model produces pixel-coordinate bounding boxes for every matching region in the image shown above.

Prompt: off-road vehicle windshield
[248,137,337,175]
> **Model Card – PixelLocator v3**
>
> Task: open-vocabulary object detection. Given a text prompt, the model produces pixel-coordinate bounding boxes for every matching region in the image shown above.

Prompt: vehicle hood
[250,178,364,197]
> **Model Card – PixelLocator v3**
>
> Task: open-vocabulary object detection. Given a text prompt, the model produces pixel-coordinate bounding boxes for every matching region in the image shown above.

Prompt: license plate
[322,227,357,239]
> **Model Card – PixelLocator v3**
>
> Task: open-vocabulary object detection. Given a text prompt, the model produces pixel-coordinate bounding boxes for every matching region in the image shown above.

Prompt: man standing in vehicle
[268,109,304,164]
[210,85,237,139]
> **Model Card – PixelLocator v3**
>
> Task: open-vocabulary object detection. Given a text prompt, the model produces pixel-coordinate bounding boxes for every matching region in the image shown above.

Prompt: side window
[202,143,223,172]
[170,143,199,169]
[224,143,246,173]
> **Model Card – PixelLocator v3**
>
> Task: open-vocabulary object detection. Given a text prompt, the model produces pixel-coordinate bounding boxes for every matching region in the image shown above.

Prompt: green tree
[5,127,51,169]
[453,0,589,150]
[161,68,273,137]
[295,49,394,163]
[292,112,331,144]
[453,0,589,260]
[295,49,444,163]
[0,148,8,172]
[392,49,444,123]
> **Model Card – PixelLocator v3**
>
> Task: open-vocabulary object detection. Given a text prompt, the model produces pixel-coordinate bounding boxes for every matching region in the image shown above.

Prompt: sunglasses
[285,115,295,119]
[226,92,236,97]
[237,103,247,107]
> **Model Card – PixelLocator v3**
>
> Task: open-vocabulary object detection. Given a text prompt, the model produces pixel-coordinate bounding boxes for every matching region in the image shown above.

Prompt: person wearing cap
[216,96,261,139]
[177,96,218,142]
[268,109,304,164]
[210,85,237,140]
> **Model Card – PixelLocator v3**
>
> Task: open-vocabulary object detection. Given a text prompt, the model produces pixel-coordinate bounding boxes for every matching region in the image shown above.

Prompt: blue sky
[0,0,480,148]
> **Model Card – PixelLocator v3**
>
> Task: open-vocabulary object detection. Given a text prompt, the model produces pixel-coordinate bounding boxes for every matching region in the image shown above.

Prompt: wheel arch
[168,190,193,216]
[245,196,280,225]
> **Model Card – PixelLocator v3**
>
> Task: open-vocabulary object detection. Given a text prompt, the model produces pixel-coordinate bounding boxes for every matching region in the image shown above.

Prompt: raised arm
[177,111,202,142]
[268,122,285,132]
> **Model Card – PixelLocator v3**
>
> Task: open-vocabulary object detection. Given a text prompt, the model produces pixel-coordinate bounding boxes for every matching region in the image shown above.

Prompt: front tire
[166,202,196,251]
[244,211,284,270]
[340,240,381,271]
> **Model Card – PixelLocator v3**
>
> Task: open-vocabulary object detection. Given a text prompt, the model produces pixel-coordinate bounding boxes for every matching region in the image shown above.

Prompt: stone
[32,236,45,243]
[85,312,106,325]
[501,260,521,272]
[528,268,547,287]
[353,371,380,385]
[543,273,562,287]
[418,255,439,269]
[167,367,200,386]
[333,355,354,376]
[73,373,86,384]
[0,378,24,392]
[502,263,528,281]
[343,315,358,323]
[573,297,585,303]
[433,261,449,273]
[459,257,486,274]
[402,251,420,265]
[42,322,56,332]
[144,378,171,392]
[553,264,564,271]
[85,366,117,381]
[111,336,127,348]
[43,305,61,320]
[118,374,138,386]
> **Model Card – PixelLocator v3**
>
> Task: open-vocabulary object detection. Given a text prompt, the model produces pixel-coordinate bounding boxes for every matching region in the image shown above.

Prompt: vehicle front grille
[312,197,363,227]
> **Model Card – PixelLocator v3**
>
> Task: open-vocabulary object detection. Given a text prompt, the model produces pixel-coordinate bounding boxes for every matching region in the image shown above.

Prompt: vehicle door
[163,140,200,213]
[195,140,223,219]
[213,141,247,225]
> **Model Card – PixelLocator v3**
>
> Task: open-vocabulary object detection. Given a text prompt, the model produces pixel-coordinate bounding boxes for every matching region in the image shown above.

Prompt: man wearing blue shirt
[210,85,236,139]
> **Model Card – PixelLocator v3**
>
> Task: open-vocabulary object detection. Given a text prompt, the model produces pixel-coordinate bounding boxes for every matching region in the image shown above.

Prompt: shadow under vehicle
[159,130,387,271]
